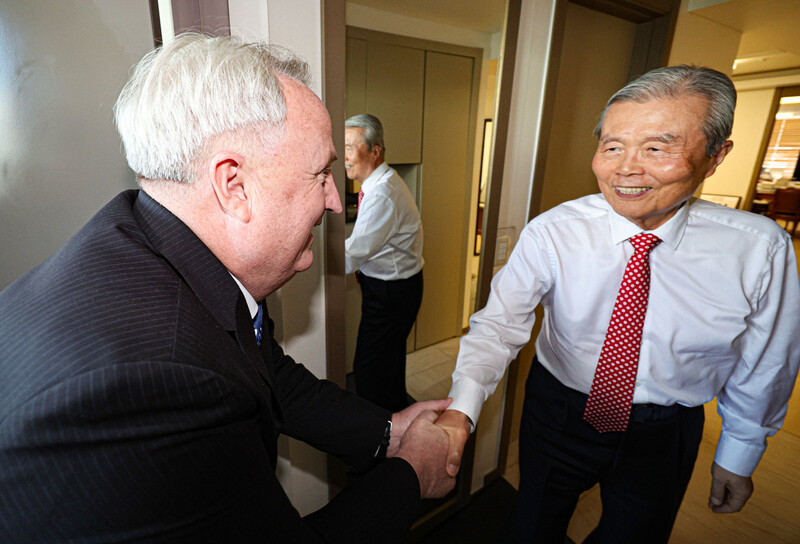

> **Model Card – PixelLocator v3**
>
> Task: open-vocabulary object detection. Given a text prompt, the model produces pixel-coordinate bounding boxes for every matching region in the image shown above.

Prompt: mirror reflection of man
[344,114,424,412]
[437,65,800,543]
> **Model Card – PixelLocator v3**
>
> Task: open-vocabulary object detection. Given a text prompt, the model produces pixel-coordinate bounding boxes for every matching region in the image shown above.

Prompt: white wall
[0,0,153,289]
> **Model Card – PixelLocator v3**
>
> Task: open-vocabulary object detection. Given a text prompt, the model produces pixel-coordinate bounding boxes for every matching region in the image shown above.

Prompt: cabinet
[346,38,425,164]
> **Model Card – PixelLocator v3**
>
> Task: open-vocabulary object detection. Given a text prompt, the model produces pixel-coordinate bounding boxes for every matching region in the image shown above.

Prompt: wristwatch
[375,420,392,458]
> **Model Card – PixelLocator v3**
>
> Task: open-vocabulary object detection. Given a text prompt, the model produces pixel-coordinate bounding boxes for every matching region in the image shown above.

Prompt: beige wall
[666,0,793,208]
[539,3,637,213]
[703,88,777,204]
[668,0,740,72]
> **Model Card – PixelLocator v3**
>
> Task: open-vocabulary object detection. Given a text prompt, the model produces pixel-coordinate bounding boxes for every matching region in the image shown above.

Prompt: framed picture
[699,193,741,209]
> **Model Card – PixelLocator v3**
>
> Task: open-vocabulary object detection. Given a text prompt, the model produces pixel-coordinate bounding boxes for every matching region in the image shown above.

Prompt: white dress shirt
[229,273,258,320]
[345,163,424,280]
[449,193,800,476]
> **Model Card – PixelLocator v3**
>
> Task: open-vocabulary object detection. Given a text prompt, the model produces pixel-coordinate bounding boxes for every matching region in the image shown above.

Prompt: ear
[704,140,733,180]
[209,151,251,223]
[371,144,383,166]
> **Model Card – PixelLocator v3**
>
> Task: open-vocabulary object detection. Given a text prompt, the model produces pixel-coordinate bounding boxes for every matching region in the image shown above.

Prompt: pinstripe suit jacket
[0,190,420,543]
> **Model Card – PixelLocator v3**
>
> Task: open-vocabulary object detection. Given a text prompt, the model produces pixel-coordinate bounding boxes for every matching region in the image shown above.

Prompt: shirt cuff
[447,378,485,433]
[714,431,766,477]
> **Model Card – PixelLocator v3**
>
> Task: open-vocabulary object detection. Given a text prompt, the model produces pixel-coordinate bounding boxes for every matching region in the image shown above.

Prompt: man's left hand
[387,399,452,458]
[708,461,754,513]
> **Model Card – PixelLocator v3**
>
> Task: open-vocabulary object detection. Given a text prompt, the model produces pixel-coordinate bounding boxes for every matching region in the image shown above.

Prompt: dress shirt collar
[606,196,690,251]
[229,273,259,319]
[360,161,391,193]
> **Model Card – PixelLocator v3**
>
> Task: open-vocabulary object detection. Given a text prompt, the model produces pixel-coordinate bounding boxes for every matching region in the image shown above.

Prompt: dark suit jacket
[0,190,420,543]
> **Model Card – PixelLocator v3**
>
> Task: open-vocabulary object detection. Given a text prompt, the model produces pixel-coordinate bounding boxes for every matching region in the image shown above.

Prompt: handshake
[387,399,472,499]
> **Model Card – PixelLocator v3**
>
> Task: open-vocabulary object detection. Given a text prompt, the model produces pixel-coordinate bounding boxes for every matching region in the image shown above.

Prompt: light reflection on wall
[0,7,18,200]
[0,0,152,289]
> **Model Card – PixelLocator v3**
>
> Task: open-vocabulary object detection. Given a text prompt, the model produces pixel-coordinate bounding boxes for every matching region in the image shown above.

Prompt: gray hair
[593,65,736,157]
[114,33,310,183]
[345,114,385,152]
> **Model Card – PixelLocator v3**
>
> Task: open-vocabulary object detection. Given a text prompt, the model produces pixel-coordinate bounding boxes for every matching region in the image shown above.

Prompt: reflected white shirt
[345,163,424,280]
[449,194,800,476]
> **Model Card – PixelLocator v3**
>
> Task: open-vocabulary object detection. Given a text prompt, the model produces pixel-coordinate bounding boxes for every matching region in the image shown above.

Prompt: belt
[629,403,682,422]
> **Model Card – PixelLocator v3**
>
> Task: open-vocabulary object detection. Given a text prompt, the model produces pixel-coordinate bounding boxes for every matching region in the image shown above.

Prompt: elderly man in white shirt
[344,114,424,412]
[435,65,800,543]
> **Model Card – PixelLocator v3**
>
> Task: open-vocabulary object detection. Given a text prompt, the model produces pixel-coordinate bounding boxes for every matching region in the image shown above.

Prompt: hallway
[406,234,800,543]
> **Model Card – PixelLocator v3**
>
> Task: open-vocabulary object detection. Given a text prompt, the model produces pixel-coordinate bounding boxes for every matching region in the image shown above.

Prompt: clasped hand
[387,400,471,498]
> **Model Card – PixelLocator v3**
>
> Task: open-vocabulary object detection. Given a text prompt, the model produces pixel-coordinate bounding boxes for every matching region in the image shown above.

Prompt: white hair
[345,114,385,152]
[114,33,310,183]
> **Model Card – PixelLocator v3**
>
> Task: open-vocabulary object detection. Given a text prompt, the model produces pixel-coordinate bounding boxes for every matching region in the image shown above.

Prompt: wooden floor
[406,230,800,543]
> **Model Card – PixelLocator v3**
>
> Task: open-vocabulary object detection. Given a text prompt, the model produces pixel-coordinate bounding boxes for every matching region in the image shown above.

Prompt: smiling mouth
[616,187,650,195]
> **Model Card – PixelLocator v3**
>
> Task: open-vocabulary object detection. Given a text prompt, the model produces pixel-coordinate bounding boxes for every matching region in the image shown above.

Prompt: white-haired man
[437,65,800,543]
[0,34,453,543]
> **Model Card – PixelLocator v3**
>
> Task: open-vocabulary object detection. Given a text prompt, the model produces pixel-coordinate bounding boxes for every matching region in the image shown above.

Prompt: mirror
[340,0,514,533]
[342,1,508,390]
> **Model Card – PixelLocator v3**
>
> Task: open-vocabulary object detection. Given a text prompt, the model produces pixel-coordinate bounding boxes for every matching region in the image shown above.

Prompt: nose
[618,149,644,175]
[324,173,343,214]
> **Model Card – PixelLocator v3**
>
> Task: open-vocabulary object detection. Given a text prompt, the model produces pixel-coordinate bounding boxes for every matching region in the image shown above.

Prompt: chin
[294,251,315,273]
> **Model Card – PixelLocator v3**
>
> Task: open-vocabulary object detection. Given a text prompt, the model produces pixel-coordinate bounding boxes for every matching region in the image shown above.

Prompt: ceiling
[346,0,508,34]
[347,0,800,76]
[692,0,800,76]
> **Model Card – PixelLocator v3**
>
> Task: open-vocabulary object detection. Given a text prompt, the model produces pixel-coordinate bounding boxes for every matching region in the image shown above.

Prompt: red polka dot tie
[357,190,364,215]
[583,233,661,433]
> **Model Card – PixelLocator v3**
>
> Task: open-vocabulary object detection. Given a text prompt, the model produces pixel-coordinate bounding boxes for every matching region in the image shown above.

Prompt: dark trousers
[353,270,423,412]
[504,357,704,544]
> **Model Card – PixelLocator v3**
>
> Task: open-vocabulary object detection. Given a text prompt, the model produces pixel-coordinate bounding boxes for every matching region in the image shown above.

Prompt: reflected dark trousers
[354,270,423,412]
[505,357,704,544]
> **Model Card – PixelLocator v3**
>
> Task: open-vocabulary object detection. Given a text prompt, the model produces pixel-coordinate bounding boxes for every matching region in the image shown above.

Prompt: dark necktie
[583,233,661,432]
[253,302,264,347]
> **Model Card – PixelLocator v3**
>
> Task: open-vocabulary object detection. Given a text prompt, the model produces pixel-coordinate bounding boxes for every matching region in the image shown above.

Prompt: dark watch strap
[375,420,392,458]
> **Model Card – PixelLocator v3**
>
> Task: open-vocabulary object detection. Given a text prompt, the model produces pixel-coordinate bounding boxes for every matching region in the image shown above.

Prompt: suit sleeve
[0,359,420,543]
[264,317,393,466]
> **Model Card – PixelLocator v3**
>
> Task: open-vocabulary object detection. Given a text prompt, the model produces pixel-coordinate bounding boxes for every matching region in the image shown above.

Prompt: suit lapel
[132,190,278,392]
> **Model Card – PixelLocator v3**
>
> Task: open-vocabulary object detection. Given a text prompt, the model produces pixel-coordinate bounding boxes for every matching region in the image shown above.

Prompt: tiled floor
[406,336,461,403]
[406,230,800,543]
